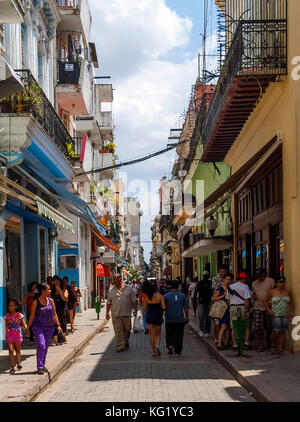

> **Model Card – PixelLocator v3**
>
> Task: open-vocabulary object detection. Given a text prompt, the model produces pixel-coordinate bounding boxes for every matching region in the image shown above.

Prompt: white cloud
[89,0,201,262]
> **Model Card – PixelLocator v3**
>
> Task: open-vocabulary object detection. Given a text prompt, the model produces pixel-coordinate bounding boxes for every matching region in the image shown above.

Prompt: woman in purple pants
[26,283,62,375]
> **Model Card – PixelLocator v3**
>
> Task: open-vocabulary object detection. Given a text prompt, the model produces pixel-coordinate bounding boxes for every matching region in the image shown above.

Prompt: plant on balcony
[105,142,116,154]
[99,148,109,154]
[0,83,43,116]
[66,138,76,158]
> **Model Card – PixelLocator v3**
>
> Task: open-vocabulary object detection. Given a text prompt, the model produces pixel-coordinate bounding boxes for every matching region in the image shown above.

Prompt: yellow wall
[224,0,300,351]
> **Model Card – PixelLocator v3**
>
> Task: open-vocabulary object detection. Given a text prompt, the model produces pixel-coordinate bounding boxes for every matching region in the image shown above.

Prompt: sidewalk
[0,309,108,402]
[189,313,300,402]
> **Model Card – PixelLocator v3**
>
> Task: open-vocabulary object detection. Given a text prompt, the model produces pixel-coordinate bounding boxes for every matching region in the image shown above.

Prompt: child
[4,300,27,375]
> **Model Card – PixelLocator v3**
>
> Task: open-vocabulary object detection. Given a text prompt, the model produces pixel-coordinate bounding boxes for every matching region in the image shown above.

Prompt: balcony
[0,69,75,162]
[56,0,91,46]
[0,0,24,23]
[93,152,114,182]
[202,18,287,162]
[56,58,93,115]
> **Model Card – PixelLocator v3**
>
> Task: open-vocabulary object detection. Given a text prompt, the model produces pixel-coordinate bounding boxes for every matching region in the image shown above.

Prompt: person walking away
[211,265,229,344]
[5,300,27,374]
[213,274,233,350]
[18,281,38,346]
[189,277,198,317]
[67,280,78,334]
[51,276,69,345]
[139,280,150,334]
[195,271,213,338]
[106,274,138,352]
[226,273,251,352]
[180,280,189,297]
[164,281,189,356]
[252,268,274,352]
[264,277,294,355]
[26,283,62,375]
[144,282,166,357]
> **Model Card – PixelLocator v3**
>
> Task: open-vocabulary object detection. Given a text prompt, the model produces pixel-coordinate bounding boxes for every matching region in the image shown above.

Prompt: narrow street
[34,320,255,403]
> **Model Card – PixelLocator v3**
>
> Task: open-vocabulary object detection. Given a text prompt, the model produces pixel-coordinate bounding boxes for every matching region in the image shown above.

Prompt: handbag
[209,300,228,319]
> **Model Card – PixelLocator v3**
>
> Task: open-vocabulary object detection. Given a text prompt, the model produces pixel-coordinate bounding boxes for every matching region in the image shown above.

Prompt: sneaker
[175,353,182,357]
[243,343,251,350]
[43,367,49,373]
[36,370,44,375]
[205,333,210,338]
[199,331,204,338]
[168,346,173,355]
[232,345,238,352]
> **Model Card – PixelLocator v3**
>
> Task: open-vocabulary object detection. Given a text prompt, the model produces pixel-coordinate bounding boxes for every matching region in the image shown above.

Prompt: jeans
[166,322,185,354]
[198,304,211,334]
[142,310,148,330]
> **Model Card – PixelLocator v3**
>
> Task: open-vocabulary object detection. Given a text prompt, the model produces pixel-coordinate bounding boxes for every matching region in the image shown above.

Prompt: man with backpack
[226,273,251,351]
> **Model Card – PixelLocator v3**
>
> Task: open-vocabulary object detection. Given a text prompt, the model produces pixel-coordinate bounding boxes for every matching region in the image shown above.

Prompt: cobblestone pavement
[35,319,256,403]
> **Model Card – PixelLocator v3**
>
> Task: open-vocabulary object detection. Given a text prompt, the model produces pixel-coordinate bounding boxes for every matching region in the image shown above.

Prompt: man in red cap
[226,273,251,352]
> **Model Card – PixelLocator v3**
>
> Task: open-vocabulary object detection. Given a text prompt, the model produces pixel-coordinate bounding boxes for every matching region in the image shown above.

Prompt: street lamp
[206,216,218,238]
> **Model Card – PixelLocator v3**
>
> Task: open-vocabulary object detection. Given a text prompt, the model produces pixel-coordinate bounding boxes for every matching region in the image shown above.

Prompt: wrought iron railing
[73,137,83,158]
[57,61,81,84]
[0,69,75,161]
[202,19,287,148]
[56,0,80,7]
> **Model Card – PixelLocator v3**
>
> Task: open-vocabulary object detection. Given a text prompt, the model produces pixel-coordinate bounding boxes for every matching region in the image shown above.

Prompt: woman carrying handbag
[210,274,233,350]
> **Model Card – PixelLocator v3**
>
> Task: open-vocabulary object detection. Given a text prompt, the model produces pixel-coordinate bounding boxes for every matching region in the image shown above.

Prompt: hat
[202,271,209,277]
[239,272,247,279]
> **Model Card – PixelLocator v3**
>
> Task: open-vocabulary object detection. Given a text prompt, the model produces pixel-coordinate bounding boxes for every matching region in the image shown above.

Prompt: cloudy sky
[89,0,218,263]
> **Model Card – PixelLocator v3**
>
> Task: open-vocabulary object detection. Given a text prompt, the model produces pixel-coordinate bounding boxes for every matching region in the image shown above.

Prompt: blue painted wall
[0,286,7,350]
[58,269,79,288]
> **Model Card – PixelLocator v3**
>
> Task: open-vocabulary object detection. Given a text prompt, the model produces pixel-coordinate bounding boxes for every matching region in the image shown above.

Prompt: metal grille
[0,69,75,162]
[202,18,287,150]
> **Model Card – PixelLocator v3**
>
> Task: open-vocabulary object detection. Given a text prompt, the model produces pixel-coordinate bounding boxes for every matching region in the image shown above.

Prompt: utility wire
[77,140,189,177]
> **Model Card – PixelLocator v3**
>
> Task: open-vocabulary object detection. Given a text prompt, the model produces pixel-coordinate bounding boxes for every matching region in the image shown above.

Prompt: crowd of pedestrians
[192,266,294,354]
[2,276,81,375]
[106,267,294,358]
[107,276,189,358]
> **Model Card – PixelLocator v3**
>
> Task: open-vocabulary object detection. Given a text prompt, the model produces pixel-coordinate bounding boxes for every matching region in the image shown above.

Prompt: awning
[5,201,55,229]
[0,56,24,98]
[115,254,127,267]
[92,227,119,253]
[0,174,75,232]
[36,200,75,234]
[163,266,172,276]
[182,238,232,258]
[97,264,112,277]
[180,136,281,232]
[24,167,106,235]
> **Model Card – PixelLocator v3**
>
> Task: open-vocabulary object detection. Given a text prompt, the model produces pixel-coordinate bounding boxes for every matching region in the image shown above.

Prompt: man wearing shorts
[252,268,274,352]
[226,273,251,352]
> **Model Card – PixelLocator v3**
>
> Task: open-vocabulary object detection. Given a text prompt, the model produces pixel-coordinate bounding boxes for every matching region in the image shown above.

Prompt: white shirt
[188,282,197,298]
[226,282,251,305]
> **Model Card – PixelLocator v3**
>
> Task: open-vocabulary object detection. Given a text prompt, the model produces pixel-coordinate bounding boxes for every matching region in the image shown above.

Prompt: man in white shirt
[226,272,251,352]
[188,277,198,315]
[252,268,274,351]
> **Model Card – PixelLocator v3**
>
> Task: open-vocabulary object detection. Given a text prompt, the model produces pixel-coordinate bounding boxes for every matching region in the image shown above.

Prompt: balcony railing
[57,61,81,84]
[56,0,79,7]
[0,69,75,161]
[203,19,287,150]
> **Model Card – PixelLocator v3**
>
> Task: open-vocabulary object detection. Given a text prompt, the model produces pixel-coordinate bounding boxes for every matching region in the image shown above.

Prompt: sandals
[9,369,16,375]
[17,365,22,371]
[156,347,161,357]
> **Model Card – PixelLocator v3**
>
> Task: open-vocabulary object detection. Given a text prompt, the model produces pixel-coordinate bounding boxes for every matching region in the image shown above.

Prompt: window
[0,24,4,53]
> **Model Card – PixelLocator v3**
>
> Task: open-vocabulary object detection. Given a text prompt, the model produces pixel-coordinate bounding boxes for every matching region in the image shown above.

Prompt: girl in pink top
[4,300,27,374]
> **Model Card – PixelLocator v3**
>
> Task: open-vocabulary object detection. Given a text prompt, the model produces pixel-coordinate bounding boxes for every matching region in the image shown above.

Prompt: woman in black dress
[51,276,69,345]
[143,282,166,358]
